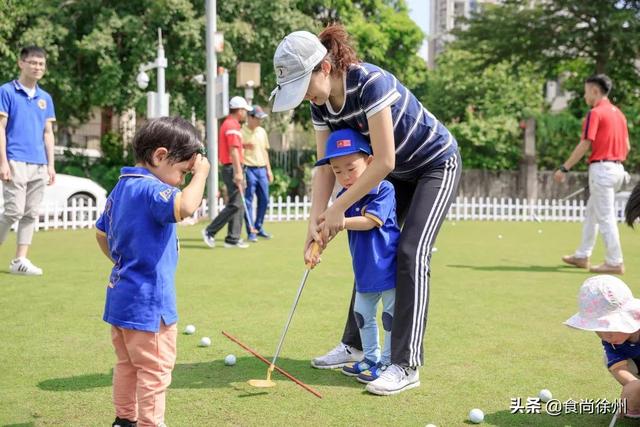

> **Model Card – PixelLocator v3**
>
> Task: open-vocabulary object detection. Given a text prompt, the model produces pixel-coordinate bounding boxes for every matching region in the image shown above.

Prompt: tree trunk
[100,107,114,137]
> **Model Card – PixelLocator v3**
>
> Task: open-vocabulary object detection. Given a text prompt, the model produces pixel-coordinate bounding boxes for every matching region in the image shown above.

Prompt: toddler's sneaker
[9,257,43,276]
[311,343,363,369]
[201,229,215,248]
[112,417,137,427]
[224,239,249,249]
[365,364,420,396]
[356,363,388,383]
[342,358,377,377]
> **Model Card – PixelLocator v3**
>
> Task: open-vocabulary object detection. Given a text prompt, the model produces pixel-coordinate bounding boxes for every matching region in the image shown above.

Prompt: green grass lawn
[1,220,640,426]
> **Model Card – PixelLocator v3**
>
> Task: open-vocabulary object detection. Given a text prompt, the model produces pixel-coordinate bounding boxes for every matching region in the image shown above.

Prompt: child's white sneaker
[310,343,363,369]
[365,364,420,395]
[9,257,43,276]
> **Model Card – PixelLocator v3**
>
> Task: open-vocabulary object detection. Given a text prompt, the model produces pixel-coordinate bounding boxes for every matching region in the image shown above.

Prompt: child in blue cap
[313,128,401,384]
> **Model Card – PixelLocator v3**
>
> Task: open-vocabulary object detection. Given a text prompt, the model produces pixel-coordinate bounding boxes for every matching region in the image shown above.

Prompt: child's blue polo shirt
[340,180,400,293]
[602,340,640,369]
[0,80,55,164]
[96,167,183,333]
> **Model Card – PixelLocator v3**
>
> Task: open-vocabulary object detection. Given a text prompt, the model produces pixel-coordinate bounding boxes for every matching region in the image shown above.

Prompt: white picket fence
[13,195,629,232]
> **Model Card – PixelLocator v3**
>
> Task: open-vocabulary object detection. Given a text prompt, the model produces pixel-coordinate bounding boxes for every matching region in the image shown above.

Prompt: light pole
[136,28,169,118]
[206,0,218,218]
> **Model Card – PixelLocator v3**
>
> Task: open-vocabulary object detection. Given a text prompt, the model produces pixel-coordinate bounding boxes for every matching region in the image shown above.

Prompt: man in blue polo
[0,46,56,276]
[311,128,401,388]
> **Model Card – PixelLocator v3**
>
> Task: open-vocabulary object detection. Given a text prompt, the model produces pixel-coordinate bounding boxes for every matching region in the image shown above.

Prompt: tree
[425,47,545,170]
[453,0,640,108]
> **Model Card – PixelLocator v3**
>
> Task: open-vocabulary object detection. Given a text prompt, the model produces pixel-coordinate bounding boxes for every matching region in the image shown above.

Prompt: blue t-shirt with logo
[603,339,640,368]
[96,167,183,333]
[340,180,400,293]
[0,80,55,164]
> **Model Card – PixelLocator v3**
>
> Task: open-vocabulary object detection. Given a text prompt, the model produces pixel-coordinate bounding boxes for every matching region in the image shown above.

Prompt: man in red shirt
[555,74,630,274]
[202,96,253,248]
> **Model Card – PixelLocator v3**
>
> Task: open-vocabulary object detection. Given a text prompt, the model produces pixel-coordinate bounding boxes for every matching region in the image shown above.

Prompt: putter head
[248,379,276,388]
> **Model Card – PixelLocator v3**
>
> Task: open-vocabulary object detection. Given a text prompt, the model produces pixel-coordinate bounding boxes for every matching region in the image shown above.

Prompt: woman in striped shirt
[270,24,461,396]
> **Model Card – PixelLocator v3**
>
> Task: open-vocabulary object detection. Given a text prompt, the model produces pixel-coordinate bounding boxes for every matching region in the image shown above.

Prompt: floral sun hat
[564,275,640,333]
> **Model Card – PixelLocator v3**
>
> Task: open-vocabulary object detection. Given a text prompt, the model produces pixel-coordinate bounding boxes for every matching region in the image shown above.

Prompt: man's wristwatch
[559,165,569,173]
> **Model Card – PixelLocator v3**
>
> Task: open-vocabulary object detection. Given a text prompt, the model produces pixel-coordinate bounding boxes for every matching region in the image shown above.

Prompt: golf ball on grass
[432,247,438,253]
[469,408,484,424]
[184,324,196,335]
[497,234,503,239]
[199,337,211,347]
[538,229,543,234]
[224,354,236,366]
[539,389,552,402]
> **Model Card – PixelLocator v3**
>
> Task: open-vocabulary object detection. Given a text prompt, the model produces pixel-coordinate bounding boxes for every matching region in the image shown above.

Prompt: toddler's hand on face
[192,154,210,176]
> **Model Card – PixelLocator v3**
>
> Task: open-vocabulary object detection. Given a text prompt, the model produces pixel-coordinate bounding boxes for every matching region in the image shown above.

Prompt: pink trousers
[111,322,177,427]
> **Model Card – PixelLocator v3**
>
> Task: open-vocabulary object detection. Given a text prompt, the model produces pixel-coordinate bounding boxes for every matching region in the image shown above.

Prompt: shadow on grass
[2,423,36,427]
[447,264,585,274]
[483,409,626,426]
[37,357,362,393]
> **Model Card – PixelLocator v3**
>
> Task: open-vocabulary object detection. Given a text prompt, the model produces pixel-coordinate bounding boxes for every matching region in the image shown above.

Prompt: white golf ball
[469,408,484,424]
[425,424,437,427]
[184,324,196,335]
[199,337,211,347]
[538,229,543,234]
[497,234,503,239]
[224,354,236,366]
[432,247,438,253]
[539,388,552,402]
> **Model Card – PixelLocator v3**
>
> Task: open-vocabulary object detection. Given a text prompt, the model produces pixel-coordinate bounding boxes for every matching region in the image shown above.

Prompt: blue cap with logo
[315,128,372,166]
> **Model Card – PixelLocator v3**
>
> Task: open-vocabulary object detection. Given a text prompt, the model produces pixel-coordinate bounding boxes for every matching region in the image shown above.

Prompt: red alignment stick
[221,330,322,399]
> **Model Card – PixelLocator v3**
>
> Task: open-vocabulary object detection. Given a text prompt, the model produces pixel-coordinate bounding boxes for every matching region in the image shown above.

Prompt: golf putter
[248,242,321,388]
[238,183,257,234]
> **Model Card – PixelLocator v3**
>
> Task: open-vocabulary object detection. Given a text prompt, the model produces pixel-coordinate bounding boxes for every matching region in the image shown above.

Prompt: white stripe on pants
[0,160,47,245]
[575,162,626,265]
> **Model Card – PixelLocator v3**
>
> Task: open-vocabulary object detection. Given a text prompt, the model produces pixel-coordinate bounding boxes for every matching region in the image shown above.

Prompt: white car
[0,174,107,217]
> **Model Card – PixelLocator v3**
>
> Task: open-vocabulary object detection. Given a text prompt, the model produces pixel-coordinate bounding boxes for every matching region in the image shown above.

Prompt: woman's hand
[303,218,323,267]
[318,204,346,246]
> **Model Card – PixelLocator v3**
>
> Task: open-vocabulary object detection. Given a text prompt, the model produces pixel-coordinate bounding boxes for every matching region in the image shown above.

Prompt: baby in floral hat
[565,275,640,418]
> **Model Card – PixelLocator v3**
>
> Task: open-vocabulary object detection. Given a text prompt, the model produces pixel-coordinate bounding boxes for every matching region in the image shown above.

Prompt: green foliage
[425,47,545,170]
[450,111,521,170]
[533,111,583,171]
[269,168,295,199]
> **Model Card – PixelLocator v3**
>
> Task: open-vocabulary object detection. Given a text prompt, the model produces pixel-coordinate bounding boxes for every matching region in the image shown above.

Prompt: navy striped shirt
[311,63,457,177]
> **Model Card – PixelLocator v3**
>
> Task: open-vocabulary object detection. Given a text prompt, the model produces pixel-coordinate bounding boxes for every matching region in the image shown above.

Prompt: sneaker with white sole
[223,239,249,249]
[201,229,215,248]
[365,364,420,395]
[311,343,363,369]
[9,257,43,276]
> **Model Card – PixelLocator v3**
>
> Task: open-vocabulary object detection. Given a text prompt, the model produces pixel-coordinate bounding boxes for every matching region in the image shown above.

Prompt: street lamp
[137,28,170,118]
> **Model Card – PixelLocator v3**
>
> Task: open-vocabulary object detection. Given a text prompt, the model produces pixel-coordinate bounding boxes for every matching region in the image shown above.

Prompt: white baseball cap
[270,31,327,112]
[229,96,253,111]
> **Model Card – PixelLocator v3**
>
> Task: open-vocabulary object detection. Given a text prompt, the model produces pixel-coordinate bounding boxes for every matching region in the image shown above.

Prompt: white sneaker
[201,229,215,248]
[365,364,420,395]
[310,343,363,369]
[9,257,43,276]
[223,239,249,249]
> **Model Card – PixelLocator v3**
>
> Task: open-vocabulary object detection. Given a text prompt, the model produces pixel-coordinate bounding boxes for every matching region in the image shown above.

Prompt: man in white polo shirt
[0,46,56,275]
